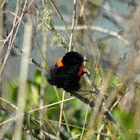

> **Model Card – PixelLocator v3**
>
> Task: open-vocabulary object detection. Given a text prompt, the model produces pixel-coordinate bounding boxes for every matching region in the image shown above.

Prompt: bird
[46,51,84,92]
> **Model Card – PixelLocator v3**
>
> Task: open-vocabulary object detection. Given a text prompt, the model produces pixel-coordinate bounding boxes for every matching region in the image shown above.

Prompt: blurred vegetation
[1,0,140,140]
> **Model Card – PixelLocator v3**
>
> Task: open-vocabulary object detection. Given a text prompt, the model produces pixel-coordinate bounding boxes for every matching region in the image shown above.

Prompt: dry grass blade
[0,0,28,75]
[80,105,90,140]
[86,70,113,138]
[39,34,47,139]
[69,0,77,51]
[0,1,3,99]
[57,90,66,138]
[0,97,75,127]
[49,0,70,37]
[14,16,32,140]
[78,0,100,60]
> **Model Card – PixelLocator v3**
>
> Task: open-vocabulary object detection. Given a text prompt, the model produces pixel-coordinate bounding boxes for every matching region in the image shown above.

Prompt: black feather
[62,51,83,66]
[46,52,84,92]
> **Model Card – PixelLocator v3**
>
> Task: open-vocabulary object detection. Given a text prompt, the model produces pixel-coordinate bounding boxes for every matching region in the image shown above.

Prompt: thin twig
[54,25,129,46]
[0,97,75,127]
[39,34,47,139]
[86,70,113,138]
[0,0,28,75]
[68,0,77,51]
[78,0,100,61]
[54,87,71,134]
[80,105,90,140]
[97,124,105,140]
[0,102,110,139]
[13,43,47,74]
[0,97,20,111]
[49,0,70,37]
[70,91,95,108]
[0,106,43,140]
[57,91,66,138]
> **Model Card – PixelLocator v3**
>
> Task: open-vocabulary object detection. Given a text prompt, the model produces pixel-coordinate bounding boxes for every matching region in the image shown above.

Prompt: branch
[54,25,129,46]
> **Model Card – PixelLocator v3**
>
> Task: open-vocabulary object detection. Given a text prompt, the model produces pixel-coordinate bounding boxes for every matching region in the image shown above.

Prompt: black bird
[47,52,84,92]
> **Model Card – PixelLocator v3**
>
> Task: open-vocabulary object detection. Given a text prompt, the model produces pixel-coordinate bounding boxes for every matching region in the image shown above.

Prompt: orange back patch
[56,57,64,67]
